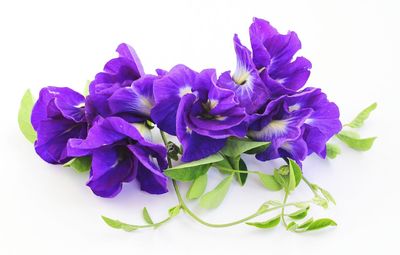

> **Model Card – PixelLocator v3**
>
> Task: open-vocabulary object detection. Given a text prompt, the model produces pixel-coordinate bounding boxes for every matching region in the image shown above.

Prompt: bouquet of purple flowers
[18,18,376,233]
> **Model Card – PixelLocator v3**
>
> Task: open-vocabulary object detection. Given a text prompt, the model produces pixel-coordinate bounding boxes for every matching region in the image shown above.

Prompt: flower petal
[218,35,269,114]
[150,97,181,135]
[177,94,226,162]
[128,144,168,194]
[35,119,87,164]
[153,64,197,103]
[87,146,137,198]
[67,117,143,157]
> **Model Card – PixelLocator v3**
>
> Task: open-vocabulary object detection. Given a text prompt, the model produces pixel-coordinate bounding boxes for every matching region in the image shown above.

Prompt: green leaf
[257,172,282,191]
[101,216,139,232]
[288,207,309,220]
[326,143,341,159]
[287,222,299,231]
[164,154,224,181]
[186,173,208,200]
[83,80,91,96]
[220,137,269,157]
[63,156,91,173]
[200,174,234,209]
[305,218,337,231]
[264,200,283,207]
[345,102,377,128]
[168,206,181,217]
[293,202,310,208]
[18,89,37,143]
[273,169,287,188]
[336,131,376,151]
[287,163,297,193]
[288,159,302,187]
[297,218,314,229]
[246,215,281,229]
[312,196,329,209]
[236,158,248,186]
[318,187,336,205]
[213,158,232,175]
[257,204,270,214]
[142,207,154,224]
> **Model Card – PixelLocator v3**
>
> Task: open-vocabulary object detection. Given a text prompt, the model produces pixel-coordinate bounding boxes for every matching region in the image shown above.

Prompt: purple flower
[31,87,87,164]
[248,88,341,163]
[67,117,168,197]
[89,43,144,96]
[218,35,270,114]
[152,65,247,162]
[151,65,198,135]
[249,18,312,97]
[86,43,150,124]
[177,69,247,161]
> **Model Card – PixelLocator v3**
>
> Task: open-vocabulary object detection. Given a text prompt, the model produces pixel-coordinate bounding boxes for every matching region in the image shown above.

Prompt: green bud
[277,165,290,176]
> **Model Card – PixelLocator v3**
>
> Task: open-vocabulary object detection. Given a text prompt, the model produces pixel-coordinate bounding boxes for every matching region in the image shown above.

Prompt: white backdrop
[1,0,399,254]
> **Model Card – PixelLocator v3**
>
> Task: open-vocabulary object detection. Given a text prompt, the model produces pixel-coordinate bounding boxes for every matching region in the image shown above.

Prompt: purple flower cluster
[31,18,341,198]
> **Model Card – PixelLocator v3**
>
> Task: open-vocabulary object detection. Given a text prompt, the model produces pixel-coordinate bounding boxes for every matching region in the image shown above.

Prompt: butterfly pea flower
[218,34,270,114]
[151,64,198,135]
[177,69,247,162]
[67,117,168,198]
[31,87,87,164]
[248,88,341,162]
[86,43,147,124]
[285,88,342,157]
[248,97,312,163]
[249,17,312,97]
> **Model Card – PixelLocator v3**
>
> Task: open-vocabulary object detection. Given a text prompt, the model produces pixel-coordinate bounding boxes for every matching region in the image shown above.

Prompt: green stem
[160,130,172,167]
[173,179,295,228]
[136,216,173,229]
[302,176,318,196]
[216,165,260,174]
[159,130,307,229]
[281,191,289,228]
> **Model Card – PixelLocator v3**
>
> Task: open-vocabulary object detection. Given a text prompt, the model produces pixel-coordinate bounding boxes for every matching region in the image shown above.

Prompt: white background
[1,0,399,254]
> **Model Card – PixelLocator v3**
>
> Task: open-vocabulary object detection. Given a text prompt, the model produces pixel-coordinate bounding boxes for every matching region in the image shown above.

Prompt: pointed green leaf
[288,207,309,220]
[200,175,233,209]
[336,131,376,151]
[297,218,314,229]
[264,200,283,207]
[273,169,287,189]
[287,222,299,231]
[164,154,223,181]
[288,159,302,187]
[305,218,337,231]
[164,164,210,182]
[246,215,281,229]
[293,202,310,208]
[142,207,154,224]
[63,156,91,173]
[101,216,139,232]
[318,187,336,205]
[257,172,282,191]
[345,102,377,128]
[312,196,329,209]
[220,137,269,157]
[186,173,208,200]
[168,205,181,217]
[287,164,296,193]
[257,204,270,214]
[236,158,248,186]
[213,158,233,175]
[326,143,341,159]
[18,89,37,143]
